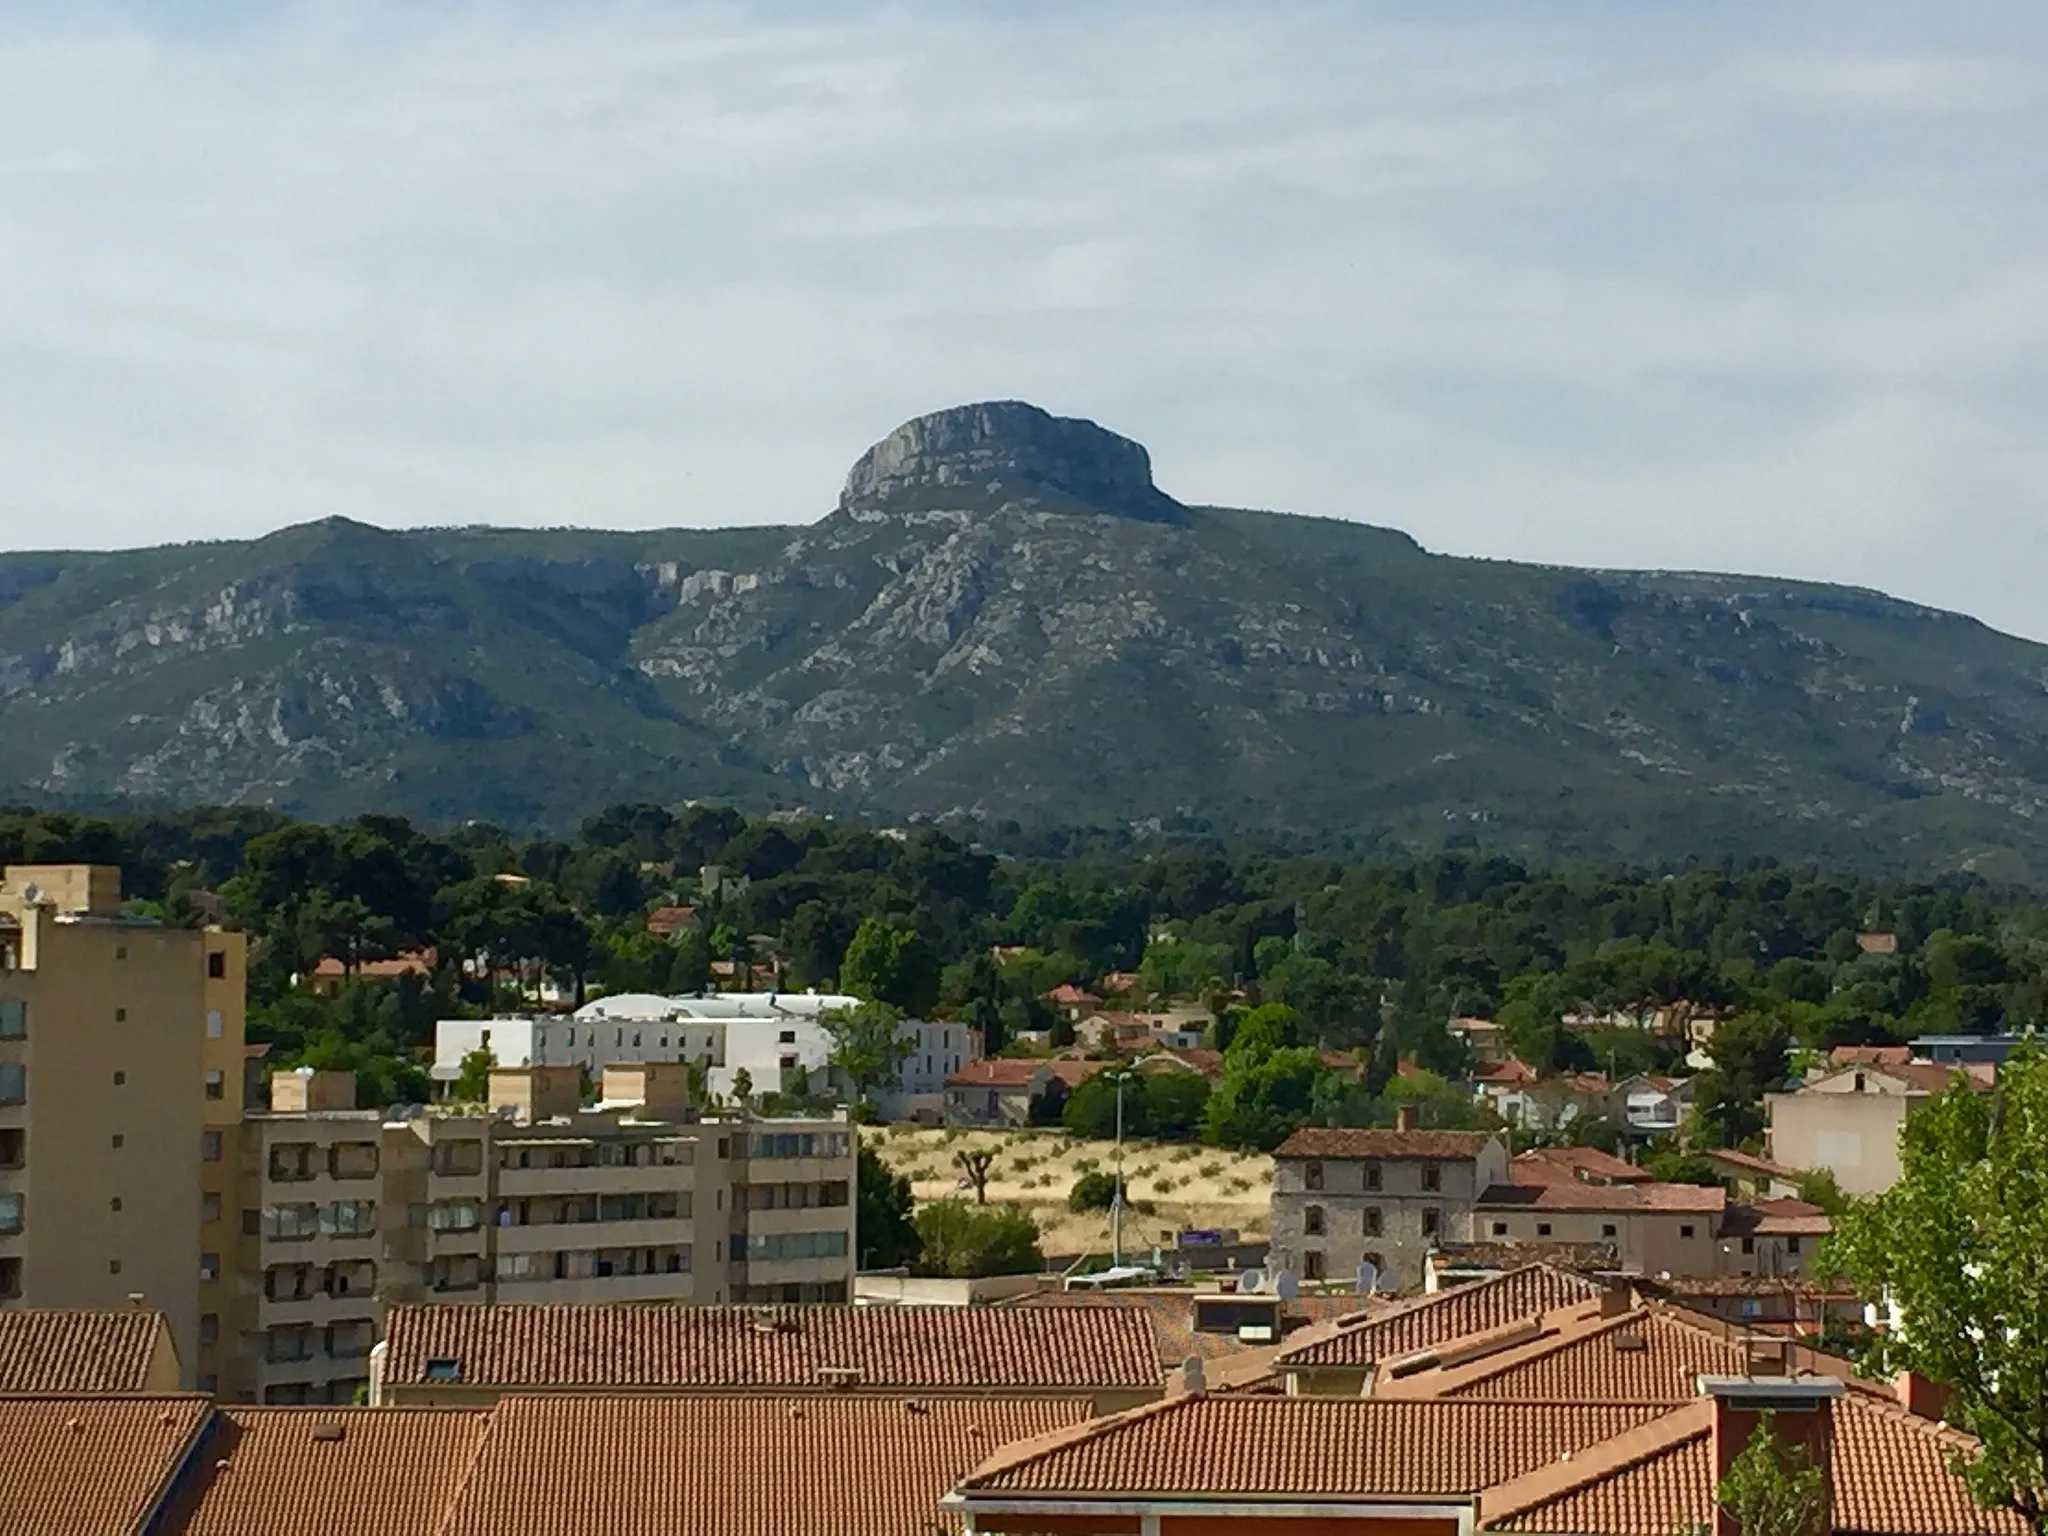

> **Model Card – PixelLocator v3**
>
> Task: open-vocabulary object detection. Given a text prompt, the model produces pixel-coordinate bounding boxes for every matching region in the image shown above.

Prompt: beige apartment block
[238,1064,854,1404]
[1765,1061,1988,1196]
[0,864,247,1390]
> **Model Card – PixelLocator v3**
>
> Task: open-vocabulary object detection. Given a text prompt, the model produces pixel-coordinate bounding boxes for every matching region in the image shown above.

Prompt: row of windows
[1302,1160,1439,1192]
[744,1181,849,1212]
[1301,1205,1435,1238]
[748,1132,852,1160]
[496,1245,691,1282]
[262,1201,377,1241]
[265,1321,375,1363]
[497,1140,685,1171]
[740,1229,849,1263]
[269,1143,379,1181]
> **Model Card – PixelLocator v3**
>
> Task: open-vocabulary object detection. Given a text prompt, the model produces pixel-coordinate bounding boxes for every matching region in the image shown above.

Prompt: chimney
[1395,1104,1418,1134]
[602,1062,692,1120]
[1894,1370,1953,1422]
[1597,1274,1633,1319]
[1698,1375,1841,1536]
[1181,1356,1206,1394]
[488,1065,582,1123]
[270,1067,357,1114]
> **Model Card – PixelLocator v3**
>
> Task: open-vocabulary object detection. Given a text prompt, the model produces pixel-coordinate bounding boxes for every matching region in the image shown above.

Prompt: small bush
[1198,1161,1223,1178]
[1068,1170,1123,1213]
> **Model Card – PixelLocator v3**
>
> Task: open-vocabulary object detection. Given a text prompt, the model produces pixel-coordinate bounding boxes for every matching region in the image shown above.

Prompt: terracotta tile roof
[1481,1394,2029,1536]
[0,1310,169,1393]
[1434,1241,1618,1273]
[175,1408,492,1536]
[0,1395,211,1535]
[1273,1127,1497,1162]
[1705,1146,1800,1180]
[1385,1307,1748,1404]
[1477,1181,1726,1214]
[1007,1291,1371,1365]
[956,1396,1667,1498]
[1274,1264,1604,1369]
[945,1058,1048,1089]
[1832,1044,1913,1069]
[1647,1274,1857,1299]
[1143,1047,1223,1079]
[1473,1058,1538,1085]
[1719,1197,1833,1237]
[1046,985,1101,1006]
[446,1394,1087,1536]
[380,1303,1163,1392]
[1511,1146,1654,1186]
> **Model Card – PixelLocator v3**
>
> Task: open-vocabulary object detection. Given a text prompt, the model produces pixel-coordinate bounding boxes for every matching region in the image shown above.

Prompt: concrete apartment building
[1766,1058,1991,1195]
[0,864,247,1390]
[240,1063,856,1404]
[433,991,978,1119]
[1267,1116,1510,1291]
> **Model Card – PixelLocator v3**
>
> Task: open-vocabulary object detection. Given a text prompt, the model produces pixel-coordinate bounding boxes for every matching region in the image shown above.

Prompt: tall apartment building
[239,1063,856,1404]
[0,864,247,1390]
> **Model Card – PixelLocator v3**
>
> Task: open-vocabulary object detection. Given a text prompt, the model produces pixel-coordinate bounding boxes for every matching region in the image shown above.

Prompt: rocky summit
[5,400,2048,878]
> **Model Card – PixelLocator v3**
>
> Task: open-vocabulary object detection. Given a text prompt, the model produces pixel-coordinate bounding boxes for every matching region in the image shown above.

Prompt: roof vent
[904,1400,929,1416]
[311,1421,346,1443]
[423,1356,462,1381]
[1613,1333,1649,1352]
[816,1365,861,1390]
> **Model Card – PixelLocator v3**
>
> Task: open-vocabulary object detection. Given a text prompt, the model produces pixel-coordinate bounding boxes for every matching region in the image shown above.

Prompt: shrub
[913,1201,1043,1278]
[1068,1170,1123,1212]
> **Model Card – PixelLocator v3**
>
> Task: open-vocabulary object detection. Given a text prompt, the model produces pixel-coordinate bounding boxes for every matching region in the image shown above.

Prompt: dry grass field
[865,1124,1274,1258]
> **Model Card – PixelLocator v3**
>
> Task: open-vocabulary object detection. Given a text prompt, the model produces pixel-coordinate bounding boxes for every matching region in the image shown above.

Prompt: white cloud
[0,0,2043,638]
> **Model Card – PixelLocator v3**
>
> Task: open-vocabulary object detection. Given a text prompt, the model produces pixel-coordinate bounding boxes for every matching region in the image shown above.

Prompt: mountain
[5,399,2048,877]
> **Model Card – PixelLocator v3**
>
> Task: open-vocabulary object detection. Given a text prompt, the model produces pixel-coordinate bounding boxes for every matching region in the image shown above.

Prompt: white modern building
[433,992,977,1121]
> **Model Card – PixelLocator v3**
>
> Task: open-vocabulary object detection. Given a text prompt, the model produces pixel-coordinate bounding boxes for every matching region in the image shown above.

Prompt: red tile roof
[1704,1146,1801,1180]
[176,1408,493,1536]
[1274,1127,1498,1162]
[447,1395,1088,1536]
[0,1395,210,1536]
[1274,1264,1605,1369]
[1718,1197,1832,1237]
[380,1304,1164,1393]
[1511,1146,1654,1186]
[1477,1181,1726,1214]
[1385,1307,1751,1404]
[945,1057,1106,1090]
[1473,1059,1539,1086]
[0,1310,170,1393]
[957,1396,1667,1499]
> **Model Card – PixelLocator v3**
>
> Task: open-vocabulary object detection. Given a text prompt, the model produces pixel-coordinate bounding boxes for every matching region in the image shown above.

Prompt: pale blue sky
[2,3,2045,638]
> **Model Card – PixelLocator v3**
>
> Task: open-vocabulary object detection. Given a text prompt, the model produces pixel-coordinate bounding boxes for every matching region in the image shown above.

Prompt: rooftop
[0,1395,211,1536]
[0,1310,170,1394]
[1273,1127,1498,1162]
[1273,1264,1605,1370]
[1510,1146,1654,1187]
[380,1303,1165,1393]
[1477,1181,1726,1214]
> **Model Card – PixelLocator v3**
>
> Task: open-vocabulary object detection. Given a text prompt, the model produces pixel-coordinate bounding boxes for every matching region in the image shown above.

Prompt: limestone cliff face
[4,401,2048,876]
[839,401,1184,523]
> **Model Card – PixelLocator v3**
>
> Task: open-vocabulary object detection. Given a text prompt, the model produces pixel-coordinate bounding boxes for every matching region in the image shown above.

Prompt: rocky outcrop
[839,401,1185,522]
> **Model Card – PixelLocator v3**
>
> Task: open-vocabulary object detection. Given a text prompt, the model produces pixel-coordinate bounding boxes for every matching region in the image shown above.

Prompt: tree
[1826,1048,2048,1532]
[913,1201,1043,1278]
[1068,1169,1122,1212]
[953,1148,997,1204]
[454,1047,495,1102]
[1204,1046,1329,1152]
[822,1000,915,1107]
[1697,1011,1793,1146]
[1716,1412,1828,1536]
[1062,1067,1146,1141]
[840,916,942,1016]
[857,1145,921,1270]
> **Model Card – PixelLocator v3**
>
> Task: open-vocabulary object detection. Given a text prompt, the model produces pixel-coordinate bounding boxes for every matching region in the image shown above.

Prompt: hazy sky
[3,3,2045,638]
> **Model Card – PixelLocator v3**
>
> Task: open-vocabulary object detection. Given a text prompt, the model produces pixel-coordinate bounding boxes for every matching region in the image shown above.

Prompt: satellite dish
[1238,1268,1265,1294]
[1355,1262,1378,1295]
[1274,1268,1300,1301]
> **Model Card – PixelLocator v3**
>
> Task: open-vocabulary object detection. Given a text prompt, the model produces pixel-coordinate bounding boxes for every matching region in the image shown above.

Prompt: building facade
[1268,1120,1509,1292]
[237,1064,856,1404]
[0,864,247,1390]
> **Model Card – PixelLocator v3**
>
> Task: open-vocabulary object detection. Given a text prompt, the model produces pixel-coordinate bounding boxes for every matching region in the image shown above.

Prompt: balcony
[493,1217,694,1255]
[494,1164,693,1199]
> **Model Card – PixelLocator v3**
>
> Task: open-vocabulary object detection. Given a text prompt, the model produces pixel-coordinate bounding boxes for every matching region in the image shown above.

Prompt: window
[1741,1236,1756,1255]
[0,1128,21,1168]
[1422,1208,1440,1238]
[204,1070,224,1100]
[208,952,227,979]
[319,1200,378,1237]
[427,1200,481,1233]
[112,1071,125,1086]
[0,1257,19,1297]
[0,1000,25,1038]
[779,1030,796,1044]
[111,1134,124,1150]
[109,1258,123,1275]
[115,947,127,961]
[114,1008,126,1022]
[1787,1237,1803,1255]
[1303,1161,1324,1191]
[201,1131,222,1162]
[199,1314,219,1347]
[424,1357,463,1381]
[1421,1164,1441,1192]
[1363,1162,1383,1191]
[1303,1250,1326,1280]
[433,1140,484,1177]
[1536,1222,1553,1237]
[1491,1220,1507,1237]
[744,1229,849,1262]
[206,1010,223,1039]
[0,1062,24,1104]
[1303,1205,1325,1236]
[1680,1224,1696,1239]
[1602,1223,1618,1239]
[242,1209,260,1236]
[263,1203,319,1241]
[201,1193,221,1224]
[1363,1207,1384,1237]
[109,1197,122,1212]
[0,1192,21,1234]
